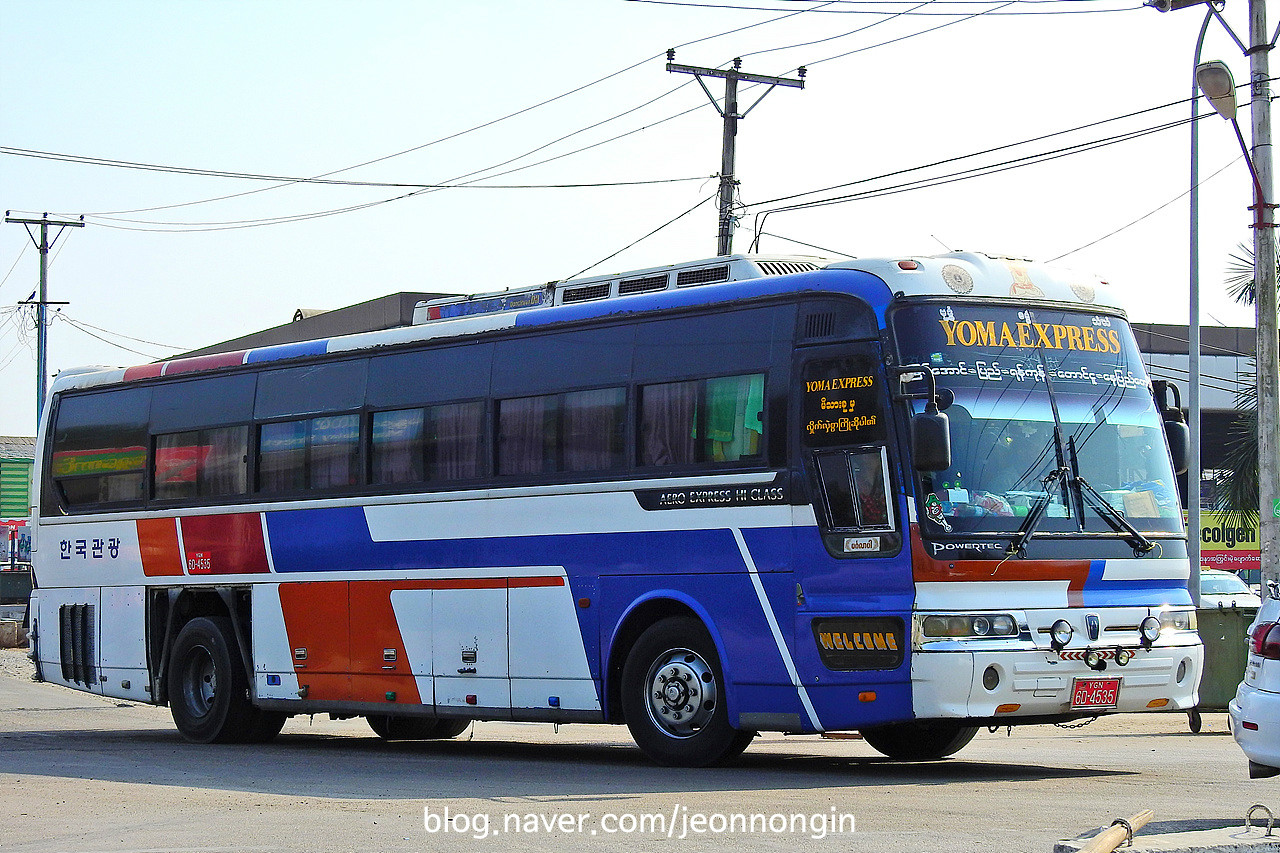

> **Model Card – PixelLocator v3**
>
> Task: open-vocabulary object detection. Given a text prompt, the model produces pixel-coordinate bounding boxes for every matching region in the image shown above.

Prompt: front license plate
[1071,677,1121,709]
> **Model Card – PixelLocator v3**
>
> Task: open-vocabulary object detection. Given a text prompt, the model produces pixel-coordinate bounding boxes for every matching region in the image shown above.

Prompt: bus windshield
[893,303,1182,537]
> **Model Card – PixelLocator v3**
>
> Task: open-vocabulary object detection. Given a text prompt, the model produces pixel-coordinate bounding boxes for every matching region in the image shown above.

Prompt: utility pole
[1247,0,1279,597]
[4,212,83,425]
[666,50,805,256]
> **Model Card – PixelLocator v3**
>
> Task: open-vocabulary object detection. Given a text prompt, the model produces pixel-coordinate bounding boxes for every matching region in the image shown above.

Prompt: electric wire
[754,231,855,256]
[55,314,183,351]
[1048,155,1244,262]
[0,245,29,294]
[67,1,840,219]
[627,0,1140,13]
[0,149,712,191]
[566,192,719,280]
[53,313,170,360]
[752,116,1196,223]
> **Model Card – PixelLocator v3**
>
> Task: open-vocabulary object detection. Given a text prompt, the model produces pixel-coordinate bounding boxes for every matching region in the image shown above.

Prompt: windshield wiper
[1006,465,1070,556]
[1065,435,1155,556]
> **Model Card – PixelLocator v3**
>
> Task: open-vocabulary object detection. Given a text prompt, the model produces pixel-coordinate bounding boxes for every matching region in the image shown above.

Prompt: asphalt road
[0,647,1270,853]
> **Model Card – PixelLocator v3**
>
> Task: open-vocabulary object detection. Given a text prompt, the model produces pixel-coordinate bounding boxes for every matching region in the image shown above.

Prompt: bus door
[792,342,911,689]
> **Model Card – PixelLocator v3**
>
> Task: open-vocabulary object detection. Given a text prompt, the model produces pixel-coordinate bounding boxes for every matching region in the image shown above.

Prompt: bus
[27,251,1202,767]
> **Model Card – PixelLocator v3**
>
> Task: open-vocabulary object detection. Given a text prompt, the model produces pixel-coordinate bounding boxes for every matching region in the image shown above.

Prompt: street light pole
[1247,0,1279,597]
[1188,7,1214,605]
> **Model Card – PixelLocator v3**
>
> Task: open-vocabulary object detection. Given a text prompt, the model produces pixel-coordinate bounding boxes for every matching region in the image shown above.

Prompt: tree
[1214,242,1271,526]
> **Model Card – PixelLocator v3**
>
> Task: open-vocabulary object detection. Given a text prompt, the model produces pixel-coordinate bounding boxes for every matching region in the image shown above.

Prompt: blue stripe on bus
[1079,559,1193,607]
[261,506,916,731]
[245,339,331,364]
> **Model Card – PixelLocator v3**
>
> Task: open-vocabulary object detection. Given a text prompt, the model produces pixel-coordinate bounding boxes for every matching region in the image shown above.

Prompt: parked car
[1231,594,1280,777]
[1200,569,1262,608]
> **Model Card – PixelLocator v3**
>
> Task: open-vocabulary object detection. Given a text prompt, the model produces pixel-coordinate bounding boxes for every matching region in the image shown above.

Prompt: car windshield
[1201,573,1250,595]
[893,303,1183,537]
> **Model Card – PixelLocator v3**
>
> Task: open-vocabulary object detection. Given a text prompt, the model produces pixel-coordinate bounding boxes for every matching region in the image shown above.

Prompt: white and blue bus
[28,251,1202,766]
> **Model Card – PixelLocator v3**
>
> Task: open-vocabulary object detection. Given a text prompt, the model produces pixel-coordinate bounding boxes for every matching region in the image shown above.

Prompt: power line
[71,1,838,220]
[1048,155,1244,262]
[566,192,719,280]
[627,0,1140,13]
[1,148,709,191]
[53,313,171,360]
[750,115,1196,224]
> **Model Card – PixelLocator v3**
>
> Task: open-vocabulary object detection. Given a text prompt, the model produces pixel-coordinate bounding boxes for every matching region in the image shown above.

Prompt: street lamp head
[1196,60,1238,120]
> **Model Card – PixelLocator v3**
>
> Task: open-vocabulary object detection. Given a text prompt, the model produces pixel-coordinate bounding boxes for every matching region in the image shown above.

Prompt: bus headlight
[1050,619,1074,651]
[921,614,1019,639]
[1140,615,1162,647]
[1159,609,1196,632]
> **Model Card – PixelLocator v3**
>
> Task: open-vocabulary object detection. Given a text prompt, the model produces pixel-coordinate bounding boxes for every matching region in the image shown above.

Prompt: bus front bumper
[911,642,1203,720]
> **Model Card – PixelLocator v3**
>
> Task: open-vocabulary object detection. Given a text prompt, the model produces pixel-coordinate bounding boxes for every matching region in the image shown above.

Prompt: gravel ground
[0,645,35,681]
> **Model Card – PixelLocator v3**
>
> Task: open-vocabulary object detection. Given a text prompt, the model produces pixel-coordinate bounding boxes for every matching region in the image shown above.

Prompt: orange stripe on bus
[136,518,184,577]
[909,526,1091,599]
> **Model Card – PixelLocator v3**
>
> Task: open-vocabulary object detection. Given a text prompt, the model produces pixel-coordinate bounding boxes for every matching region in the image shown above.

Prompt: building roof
[179,292,455,358]
[0,437,34,460]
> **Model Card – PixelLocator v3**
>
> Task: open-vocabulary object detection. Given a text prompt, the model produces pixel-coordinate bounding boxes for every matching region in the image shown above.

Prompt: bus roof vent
[618,274,668,295]
[803,311,837,340]
[676,265,731,287]
[756,260,821,277]
[561,282,613,304]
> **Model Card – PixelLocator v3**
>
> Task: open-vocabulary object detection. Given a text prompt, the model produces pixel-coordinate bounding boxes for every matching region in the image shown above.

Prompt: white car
[1200,569,1262,608]
[1230,592,1280,777]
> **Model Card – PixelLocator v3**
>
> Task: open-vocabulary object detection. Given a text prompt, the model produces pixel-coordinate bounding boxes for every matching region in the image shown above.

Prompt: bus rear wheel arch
[859,720,978,761]
[620,615,755,767]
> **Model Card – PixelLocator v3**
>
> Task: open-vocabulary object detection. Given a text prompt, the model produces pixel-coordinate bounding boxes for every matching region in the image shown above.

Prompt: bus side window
[813,447,893,532]
[638,373,763,467]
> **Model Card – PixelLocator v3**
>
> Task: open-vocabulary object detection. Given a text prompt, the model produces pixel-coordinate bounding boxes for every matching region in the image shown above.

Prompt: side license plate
[1071,677,1121,709]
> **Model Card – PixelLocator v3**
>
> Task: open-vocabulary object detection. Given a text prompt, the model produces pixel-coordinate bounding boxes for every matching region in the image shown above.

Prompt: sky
[0,0,1268,438]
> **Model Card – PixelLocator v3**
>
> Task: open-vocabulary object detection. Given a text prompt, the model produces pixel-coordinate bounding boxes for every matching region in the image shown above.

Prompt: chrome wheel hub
[644,648,717,738]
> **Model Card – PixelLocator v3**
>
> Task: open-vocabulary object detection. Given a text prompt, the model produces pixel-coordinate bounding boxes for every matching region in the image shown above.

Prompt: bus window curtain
[641,381,697,467]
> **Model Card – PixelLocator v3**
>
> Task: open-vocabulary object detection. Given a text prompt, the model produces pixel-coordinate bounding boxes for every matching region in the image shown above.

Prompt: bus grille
[561,283,612,303]
[618,274,668,295]
[676,265,730,286]
[803,312,836,340]
[59,603,96,686]
[756,260,821,277]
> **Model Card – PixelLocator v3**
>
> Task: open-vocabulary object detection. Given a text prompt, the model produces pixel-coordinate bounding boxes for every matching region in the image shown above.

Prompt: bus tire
[620,616,755,767]
[167,616,258,744]
[860,720,978,760]
[245,710,288,743]
[367,715,471,741]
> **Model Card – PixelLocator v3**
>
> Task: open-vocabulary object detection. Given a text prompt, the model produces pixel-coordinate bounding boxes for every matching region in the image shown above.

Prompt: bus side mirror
[1164,420,1190,476]
[912,404,951,472]
[1151,380,1190,476]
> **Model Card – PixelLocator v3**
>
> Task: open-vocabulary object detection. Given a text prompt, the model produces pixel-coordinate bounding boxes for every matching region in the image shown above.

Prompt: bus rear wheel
[167,616,261,744]
[367,715,471,741]
[621,616,755,767]
[860,720,978,760]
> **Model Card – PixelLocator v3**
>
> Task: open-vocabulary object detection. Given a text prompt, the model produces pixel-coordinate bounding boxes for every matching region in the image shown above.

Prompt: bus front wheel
[167,616,263,744]
[621,616,755,767]
[860,720,978,761]
[367,716,471,740]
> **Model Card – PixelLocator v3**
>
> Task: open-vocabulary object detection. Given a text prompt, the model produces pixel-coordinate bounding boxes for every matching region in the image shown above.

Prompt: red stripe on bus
[123,364,164,382]
[508,576,565,588]
[162,351,247,376]
[178,513,270,575]
[136,517,184,576]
